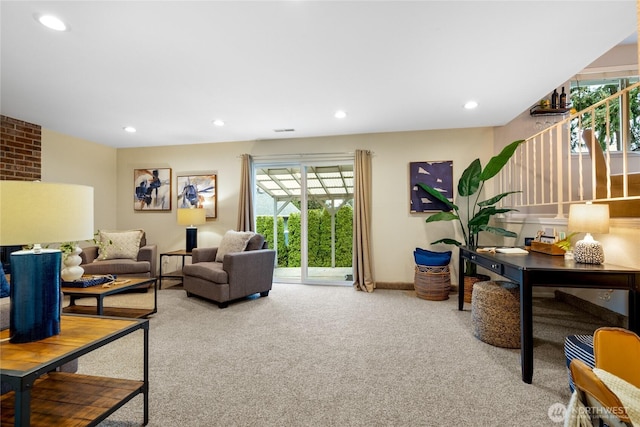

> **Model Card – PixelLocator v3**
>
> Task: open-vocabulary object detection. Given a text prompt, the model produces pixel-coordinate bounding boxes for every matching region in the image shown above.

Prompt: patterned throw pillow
[97,229,144,261]
[215,230,255,262]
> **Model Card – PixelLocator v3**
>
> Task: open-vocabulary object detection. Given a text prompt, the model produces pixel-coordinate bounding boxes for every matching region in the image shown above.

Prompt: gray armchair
[182,233,275,308]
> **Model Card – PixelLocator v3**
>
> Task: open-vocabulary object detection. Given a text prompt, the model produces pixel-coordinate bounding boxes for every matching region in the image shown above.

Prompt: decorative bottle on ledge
[551,89,559,109]
[559,87,567,108]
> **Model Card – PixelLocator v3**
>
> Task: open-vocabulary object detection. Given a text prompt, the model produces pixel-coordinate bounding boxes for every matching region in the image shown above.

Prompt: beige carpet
[72,282,610,427]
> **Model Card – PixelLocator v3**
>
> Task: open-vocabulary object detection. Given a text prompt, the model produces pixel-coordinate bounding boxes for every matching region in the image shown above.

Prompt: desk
[459,246,639,384]
[159,250,192,289]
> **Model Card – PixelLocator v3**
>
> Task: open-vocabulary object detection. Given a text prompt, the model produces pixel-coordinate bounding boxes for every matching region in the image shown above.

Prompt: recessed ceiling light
[123,126,136,133]
[35,14,67,31]
[334,110,347,119]
[212,119,225,127]
[464,101,478,110]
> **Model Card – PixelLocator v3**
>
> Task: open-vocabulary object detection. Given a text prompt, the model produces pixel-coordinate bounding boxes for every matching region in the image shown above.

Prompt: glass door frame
[253,156,354,286]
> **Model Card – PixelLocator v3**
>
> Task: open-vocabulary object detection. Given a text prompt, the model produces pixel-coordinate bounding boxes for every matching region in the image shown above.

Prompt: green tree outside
[256,204,353,268]
[571,81,639,151]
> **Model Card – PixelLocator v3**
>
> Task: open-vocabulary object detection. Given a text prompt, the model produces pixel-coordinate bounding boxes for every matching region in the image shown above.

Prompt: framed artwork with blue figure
[134,168,172,211]
[177,174,217,219]
[410,161,453,213]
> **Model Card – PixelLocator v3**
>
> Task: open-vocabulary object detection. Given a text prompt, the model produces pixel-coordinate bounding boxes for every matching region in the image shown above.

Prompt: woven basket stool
[471,280,520,348]
[414,265,450,301]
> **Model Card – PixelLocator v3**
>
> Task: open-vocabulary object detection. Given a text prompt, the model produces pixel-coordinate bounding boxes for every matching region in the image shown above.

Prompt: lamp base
[61,245,84,281]
[573,239,605,264]
[10,250,62,343]
[186,227,198,253]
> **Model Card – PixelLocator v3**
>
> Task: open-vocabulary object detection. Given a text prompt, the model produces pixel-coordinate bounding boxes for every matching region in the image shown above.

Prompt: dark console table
[458,246,639,384]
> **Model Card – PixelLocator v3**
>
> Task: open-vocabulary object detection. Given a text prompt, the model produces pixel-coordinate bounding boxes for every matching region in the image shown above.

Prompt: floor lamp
[0,181,94,343]
[177,208,206,252]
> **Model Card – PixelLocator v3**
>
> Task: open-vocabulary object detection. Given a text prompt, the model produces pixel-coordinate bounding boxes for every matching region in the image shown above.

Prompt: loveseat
[79,229,157,278]
[182,231,275,308]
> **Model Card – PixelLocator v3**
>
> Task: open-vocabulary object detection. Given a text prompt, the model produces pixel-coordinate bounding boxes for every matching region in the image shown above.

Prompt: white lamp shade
[568,203,610,234]
[0,181,94,245]
[177,208,206,226]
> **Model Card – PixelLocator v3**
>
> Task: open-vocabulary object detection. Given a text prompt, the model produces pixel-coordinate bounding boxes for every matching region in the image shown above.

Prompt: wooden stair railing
[499,81,640,218]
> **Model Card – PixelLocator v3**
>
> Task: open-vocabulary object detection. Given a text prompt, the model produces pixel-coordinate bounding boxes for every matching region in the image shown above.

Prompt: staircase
[498,81,640,218]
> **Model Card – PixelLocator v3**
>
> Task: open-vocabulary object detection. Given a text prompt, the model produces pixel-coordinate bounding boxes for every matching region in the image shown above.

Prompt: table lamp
[568,202,609,264]
[0,181,94,343]
[177,208,206,252]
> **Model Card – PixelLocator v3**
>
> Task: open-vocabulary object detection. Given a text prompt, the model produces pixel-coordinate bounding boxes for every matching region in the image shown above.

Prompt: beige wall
[41,129,118,233]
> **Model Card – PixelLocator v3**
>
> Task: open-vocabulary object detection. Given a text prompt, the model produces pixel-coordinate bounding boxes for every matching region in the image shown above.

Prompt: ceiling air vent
[274,128,295,133]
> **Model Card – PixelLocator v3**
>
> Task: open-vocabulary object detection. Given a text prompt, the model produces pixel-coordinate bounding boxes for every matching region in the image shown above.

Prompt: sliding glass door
[254,158,353,285]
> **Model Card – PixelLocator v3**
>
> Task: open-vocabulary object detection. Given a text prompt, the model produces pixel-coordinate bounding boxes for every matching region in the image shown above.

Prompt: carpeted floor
[72,282,610,426]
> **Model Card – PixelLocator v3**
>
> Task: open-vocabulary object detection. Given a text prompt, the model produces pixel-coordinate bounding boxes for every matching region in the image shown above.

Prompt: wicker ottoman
[414,264,450,301]
[471,280,520,348]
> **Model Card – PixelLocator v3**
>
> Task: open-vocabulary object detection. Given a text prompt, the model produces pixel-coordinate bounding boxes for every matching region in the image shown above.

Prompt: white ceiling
[1,1,637,149]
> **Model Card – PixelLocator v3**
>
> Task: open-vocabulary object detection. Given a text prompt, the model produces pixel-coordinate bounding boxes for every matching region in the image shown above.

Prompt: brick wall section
[1,115,42,181]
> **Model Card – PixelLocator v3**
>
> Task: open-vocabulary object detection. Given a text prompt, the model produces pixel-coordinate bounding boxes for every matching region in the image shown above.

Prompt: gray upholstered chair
[182,232,275,308]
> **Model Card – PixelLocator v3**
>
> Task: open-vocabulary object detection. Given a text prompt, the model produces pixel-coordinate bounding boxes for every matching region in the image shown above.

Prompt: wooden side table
[159,250,192,289]
[1,315,149,426]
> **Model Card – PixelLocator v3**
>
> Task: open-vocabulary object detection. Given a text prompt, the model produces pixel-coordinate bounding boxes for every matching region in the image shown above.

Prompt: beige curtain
[236,154,255,232]
[353,149,375,292]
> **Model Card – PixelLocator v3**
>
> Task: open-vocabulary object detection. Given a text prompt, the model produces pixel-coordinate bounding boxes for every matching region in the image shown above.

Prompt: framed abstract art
[177,174,217,219]
[134,168,172,211]
[410,161,454,213]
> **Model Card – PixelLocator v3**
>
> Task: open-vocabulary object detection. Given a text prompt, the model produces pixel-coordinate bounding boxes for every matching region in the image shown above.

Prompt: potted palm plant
[416,139,525,300]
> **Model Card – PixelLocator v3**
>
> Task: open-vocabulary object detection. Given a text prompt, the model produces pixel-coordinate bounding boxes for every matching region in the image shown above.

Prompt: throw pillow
[413,248,452,266]
[245,234,265,251]
[0,270,9,298]
[215,230,255,262]
[97,229,144,261]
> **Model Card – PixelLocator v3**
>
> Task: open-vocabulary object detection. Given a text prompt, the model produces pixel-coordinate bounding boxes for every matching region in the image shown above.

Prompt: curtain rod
[245,150,373,161]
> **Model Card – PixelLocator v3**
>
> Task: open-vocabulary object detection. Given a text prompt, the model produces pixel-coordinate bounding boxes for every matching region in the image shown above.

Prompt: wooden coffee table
[62,276,157,318]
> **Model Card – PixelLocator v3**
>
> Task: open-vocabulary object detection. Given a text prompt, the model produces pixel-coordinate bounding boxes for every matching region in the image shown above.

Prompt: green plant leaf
[430,238,462,246]
[416,183,457,211]
[469,207,495,226]
[478,191,521,207]
[479,139,525,181]
[479,225,518,238]
[458,159,482,197]
[425,211,459,223]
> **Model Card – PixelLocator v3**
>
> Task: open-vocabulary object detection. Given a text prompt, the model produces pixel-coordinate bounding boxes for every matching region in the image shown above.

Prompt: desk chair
[569,327,640,427]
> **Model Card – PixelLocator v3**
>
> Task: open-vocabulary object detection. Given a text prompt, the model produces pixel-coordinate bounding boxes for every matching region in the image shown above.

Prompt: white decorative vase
[61,246,84,281]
